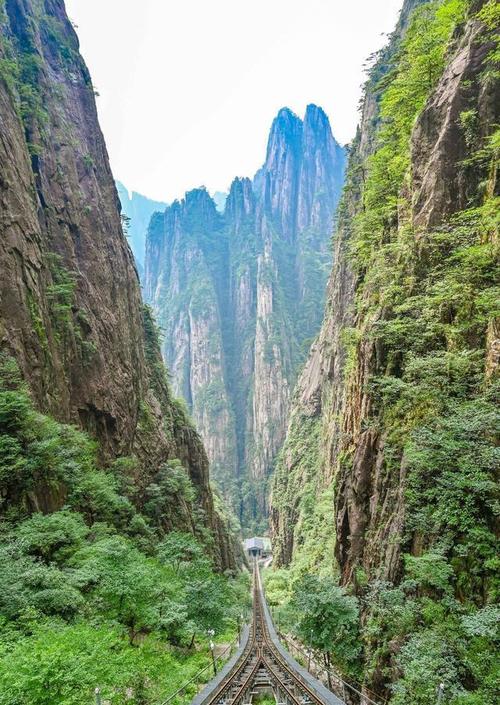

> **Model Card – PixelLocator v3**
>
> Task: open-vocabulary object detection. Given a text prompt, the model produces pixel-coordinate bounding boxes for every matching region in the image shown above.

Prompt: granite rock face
[271,0,498,696]
[0,0,236,570]
[145,106,346,529]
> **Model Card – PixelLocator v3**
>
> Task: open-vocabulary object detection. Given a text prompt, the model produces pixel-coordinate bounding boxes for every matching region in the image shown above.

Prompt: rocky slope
[271,0,498,699]
[0,0,236,570]
[116,180,166,274]
[145,106,346,529]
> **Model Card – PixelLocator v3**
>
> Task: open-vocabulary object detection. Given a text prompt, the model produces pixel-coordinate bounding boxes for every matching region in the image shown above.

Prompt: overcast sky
[65,0,403,202]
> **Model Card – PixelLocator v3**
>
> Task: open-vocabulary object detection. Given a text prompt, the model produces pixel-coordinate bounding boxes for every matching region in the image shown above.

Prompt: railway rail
[192,562,345,705]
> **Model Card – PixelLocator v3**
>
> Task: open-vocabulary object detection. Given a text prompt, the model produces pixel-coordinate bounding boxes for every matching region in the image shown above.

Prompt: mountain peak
[271,107,302,135]
[226,177,254,219]
[304,103,330,129]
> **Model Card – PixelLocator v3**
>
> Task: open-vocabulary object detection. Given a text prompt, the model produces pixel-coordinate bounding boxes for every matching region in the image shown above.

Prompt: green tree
[290,574,361,679]
[157,531,204,573]
[16,511,89,564]
[70,536,158,645]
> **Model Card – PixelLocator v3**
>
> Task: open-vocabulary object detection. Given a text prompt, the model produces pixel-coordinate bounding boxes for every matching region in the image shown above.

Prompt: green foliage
[271,414,336,575]
[0,620,216,705]
[392,628,464,705]
[330,1,500,702]
[458,109,479,148]
[263,568,292,607]
[404,387,499,602]
[0,10,48,132]
[289,574,361,677]
[16,511,89,564]
[158,531,204,573]
[40,14,79,70]
[0,356,247,702]
[274,2,499,703]
[352,0,467,267]
[144,460,196,527]
[45,253,76,340]
[476,0,500,79]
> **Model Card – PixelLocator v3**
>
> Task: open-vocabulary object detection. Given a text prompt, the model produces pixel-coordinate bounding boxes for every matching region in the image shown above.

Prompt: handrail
[276,629,385,705]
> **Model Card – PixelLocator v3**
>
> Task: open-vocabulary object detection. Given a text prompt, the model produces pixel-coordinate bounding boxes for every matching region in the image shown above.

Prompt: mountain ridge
[145,104,346,529]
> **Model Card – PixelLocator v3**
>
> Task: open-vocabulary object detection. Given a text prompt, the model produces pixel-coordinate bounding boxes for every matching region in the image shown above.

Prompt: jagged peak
[264,107,303,168]
[163,187,220,232]
[304,103,330,131]
[166,186,215,214]
[147,210,164,232]
[228,176,253,197]
[182,185,214,207]
[275,106,301,124]
[269,107,303,137]
[302,103,340,152]
[226,177,255,218]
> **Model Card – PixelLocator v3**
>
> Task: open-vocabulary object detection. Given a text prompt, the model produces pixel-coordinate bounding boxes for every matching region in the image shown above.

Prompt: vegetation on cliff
[270,0,499,703]
[0,0,245,701]
[0,356,249,704]
[144,109,345,533]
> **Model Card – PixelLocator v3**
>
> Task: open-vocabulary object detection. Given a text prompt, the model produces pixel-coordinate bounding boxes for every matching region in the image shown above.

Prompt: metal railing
[276,630,385,705]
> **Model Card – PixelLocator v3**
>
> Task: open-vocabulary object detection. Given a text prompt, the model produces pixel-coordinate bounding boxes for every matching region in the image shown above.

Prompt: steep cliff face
[145,106,346,530]
[144,189,238,502]
[0,0,235,570]
[272,0,498,699]
[116,180,166,273]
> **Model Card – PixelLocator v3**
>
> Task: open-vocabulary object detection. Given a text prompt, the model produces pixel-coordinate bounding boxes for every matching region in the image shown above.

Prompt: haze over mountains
[115,182,167,273]
[140,105,346,530]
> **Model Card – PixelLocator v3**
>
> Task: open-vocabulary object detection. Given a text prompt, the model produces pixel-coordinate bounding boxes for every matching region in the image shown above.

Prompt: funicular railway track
[195,562,344,705]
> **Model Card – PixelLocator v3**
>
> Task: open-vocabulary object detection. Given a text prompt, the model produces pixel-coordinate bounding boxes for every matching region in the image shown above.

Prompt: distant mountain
[144,105,346,531]
[212,191,228,213]
[116,182,167,270]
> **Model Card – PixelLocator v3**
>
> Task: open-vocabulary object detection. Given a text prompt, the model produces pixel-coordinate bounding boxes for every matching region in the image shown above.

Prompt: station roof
[244,537,265,551]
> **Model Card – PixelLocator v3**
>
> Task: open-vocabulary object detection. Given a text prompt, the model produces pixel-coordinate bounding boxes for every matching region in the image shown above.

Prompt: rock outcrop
[0,0,236,570]
[145,106,346,530]
[271,0,498,697]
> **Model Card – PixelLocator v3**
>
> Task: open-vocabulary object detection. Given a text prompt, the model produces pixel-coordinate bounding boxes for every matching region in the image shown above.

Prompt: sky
[65,0,403,203]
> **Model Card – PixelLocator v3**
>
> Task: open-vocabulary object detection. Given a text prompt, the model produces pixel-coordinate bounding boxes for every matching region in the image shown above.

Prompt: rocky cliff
[0,0,236,570]
[271,0,498,699]
[145,106,346,530]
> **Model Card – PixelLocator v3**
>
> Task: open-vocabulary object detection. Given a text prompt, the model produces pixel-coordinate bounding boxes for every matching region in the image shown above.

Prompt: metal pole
[95,687,102,705]
[210,641,217,676]
[437,683,445,705]
[307,629,313,672]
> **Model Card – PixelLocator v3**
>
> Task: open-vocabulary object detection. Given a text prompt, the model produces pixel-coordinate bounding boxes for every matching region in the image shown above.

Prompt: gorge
[143,106,346,531]
[0,0,498,703]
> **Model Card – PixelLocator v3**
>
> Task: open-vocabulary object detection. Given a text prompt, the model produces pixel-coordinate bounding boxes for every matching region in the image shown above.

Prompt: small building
[244,537,271,559]
[245,537,264,557]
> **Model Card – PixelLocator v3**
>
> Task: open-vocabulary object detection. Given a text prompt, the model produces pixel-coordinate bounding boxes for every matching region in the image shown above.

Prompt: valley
[141,105,345,531]
[0,0,498,704]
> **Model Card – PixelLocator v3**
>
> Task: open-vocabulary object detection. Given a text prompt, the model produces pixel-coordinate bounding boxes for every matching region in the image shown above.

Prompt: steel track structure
[191,563,345,705]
